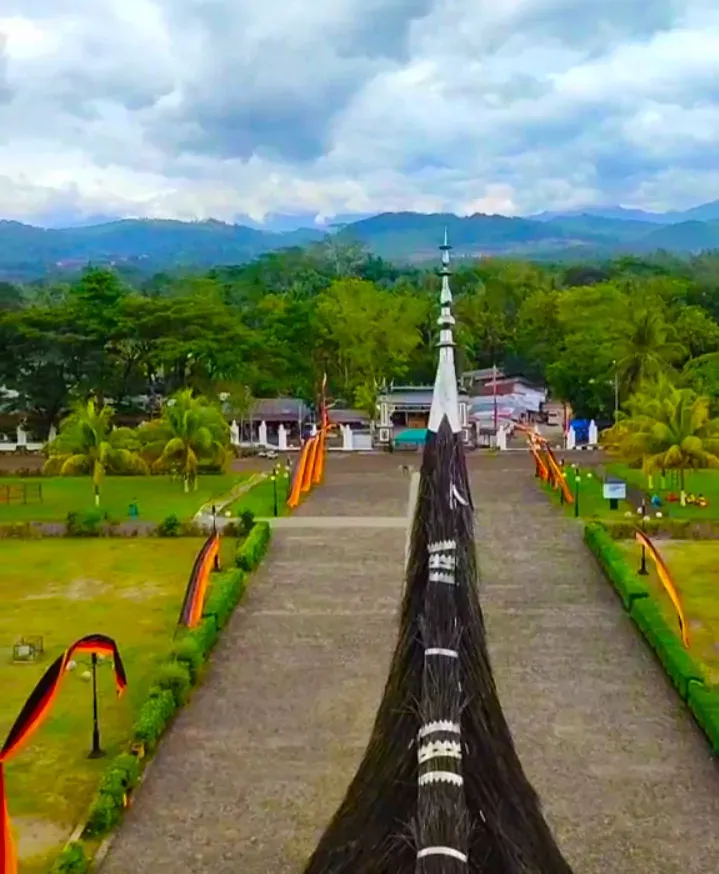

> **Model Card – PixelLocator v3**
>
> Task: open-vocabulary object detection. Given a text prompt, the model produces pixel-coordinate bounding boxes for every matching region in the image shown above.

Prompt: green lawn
[1,538,235,874]
[607,463,719,519]
[542,465,633,520]
[228,473,292,518]
[616,539,719,685]
[0,475,244,524]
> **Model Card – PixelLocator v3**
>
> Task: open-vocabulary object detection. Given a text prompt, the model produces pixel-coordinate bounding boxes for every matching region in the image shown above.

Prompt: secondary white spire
[427,228,461,433]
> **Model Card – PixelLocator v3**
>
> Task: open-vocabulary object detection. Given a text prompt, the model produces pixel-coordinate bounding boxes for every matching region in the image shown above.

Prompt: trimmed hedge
[50,842,89,874]
[584,522,650,609]
[235,521,271,571]
[629,598,703,698]
[53,527,272,870]
[584,520,719,756]
[687,683,719,754]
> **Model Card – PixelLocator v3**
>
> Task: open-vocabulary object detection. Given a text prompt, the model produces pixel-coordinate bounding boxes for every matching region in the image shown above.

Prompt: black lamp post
[88,653,105,759]
[271,474,278,517]
[638,510,648,575]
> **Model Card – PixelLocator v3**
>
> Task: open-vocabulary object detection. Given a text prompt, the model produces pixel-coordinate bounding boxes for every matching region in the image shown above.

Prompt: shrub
[204,569,246,628]
[50,842,89,874]
[132,688,177,751]
[236,521,270,571]
[154,659,192,706]
[584,522,650,609]
[65,510,103,537]
[688,682,719,753]
[83,792,120,837]
[187,617,219,656]
[239,510,255,536]
[170,636,204,683]
[157,513,182,537]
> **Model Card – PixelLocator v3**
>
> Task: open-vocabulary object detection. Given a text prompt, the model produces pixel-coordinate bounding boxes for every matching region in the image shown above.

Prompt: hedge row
[50,522,272,873]
[0,516,248,539]
[584,521,719,754]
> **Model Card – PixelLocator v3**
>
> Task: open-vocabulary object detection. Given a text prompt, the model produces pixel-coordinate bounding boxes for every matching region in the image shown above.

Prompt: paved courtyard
[100,452,719,874]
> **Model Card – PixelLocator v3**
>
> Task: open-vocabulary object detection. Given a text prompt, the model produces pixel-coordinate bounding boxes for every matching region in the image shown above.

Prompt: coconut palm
[43,399,148,505]
[614,308,686,399]
[602,379,719,504]
[138,389,229,491]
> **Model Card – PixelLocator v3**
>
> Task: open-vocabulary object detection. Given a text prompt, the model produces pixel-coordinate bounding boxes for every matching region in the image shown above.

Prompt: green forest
[2,239,719,431]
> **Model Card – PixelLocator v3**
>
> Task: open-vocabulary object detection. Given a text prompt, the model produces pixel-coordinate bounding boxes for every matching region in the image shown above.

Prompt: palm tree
[138,389,229,491]
[603,380,719,505]
[44,399,148,505]
[614,308,686,399]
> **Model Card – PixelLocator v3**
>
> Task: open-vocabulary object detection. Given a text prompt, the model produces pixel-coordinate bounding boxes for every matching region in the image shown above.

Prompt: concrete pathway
[99,453,719,874]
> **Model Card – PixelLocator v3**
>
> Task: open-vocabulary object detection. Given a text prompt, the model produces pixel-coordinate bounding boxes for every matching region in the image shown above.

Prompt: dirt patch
[15,817,69,860]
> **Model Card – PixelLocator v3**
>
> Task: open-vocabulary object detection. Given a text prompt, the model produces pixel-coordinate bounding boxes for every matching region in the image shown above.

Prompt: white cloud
[0,0,717,224]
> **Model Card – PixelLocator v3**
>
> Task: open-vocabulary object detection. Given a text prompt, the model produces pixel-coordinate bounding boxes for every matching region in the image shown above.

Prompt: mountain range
[2,199,719,280]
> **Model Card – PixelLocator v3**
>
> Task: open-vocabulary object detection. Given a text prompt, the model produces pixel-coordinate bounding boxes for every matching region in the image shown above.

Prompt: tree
[43,399,147,505]
[614,307,685,398]
[138,389,230,491]
[603,380,719,504]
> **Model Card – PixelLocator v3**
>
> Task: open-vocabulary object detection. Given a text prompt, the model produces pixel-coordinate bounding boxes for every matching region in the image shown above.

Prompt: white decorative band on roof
[428,540,456,553]
[417,847,468,863]
[418,740,462,763]
[418,720,460,738]
[424,647,458,658]
[450,484,468,506]
[429,571,456,584]
[429,553,455,569]
[418,770,464,786]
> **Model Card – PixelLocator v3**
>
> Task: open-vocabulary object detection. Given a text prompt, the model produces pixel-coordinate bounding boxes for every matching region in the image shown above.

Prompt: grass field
[616,539,719,685]
[607,463,719,519]
[1,538,234,874]
[542,465,633,520]
[228,473,292,518]
[0,475,244,524]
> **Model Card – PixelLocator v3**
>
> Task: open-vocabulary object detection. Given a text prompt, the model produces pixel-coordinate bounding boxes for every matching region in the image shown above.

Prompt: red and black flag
[1,634,126,874]
[302,232,574,874]
[177,531,221,629]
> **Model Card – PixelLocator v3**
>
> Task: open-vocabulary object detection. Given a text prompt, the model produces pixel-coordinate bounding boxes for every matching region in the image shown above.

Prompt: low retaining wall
[584,521,719,755]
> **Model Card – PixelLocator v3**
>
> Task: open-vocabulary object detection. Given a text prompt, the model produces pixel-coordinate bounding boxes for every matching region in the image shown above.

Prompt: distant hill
[3,203,719,279]
[532,199,719,225]
[0,219,325,280]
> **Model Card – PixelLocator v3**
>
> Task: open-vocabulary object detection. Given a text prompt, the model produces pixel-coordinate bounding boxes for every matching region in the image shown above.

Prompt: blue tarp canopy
[394,428,427,444]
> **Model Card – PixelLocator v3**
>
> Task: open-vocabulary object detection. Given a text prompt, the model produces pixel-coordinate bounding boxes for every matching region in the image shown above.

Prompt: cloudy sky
[1,0,718,226]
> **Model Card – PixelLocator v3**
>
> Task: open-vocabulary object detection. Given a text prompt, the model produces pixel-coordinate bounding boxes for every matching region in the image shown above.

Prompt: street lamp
[573,465,580,518]
[270,474,278,517]
[88,653,105,759]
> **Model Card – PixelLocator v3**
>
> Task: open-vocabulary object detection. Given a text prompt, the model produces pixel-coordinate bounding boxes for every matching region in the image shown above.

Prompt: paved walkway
[100,453,719,874]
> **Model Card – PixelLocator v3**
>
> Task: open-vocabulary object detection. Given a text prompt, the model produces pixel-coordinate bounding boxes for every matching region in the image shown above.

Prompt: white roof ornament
[427,227,462,433]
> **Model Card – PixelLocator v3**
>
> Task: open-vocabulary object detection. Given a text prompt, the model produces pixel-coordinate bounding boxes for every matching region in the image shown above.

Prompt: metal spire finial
[428,230,461,433]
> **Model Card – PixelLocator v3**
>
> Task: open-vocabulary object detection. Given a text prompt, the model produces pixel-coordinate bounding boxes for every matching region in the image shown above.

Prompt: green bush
[187,616,219,655]
[154,659,192,706]
[157,513,182,536]
[170,636,204,683]
[236,521,271,571]
[50,842,89,874]
[132,688,177,751]
[687,682,719,754]
[630,598,703,698]
[584,522,650,609]
[83,792,120,837]
[65,510,104,537]
[205,569,246,628]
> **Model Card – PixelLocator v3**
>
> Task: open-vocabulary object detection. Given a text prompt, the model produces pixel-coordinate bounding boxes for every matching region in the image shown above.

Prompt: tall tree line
[2,241,719,430]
